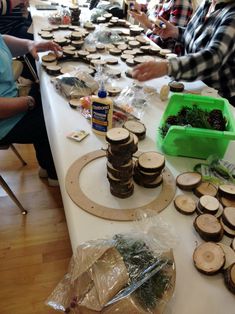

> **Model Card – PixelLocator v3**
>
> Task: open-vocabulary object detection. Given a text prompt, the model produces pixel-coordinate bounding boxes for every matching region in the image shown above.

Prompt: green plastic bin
[157,94,235,159]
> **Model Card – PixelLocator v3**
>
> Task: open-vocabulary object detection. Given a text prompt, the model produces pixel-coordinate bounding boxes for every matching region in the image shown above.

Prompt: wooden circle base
[65,150,176,221]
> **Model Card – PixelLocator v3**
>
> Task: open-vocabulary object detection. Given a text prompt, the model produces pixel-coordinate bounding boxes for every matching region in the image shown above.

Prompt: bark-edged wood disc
[198,195,220,215]
[42,53,57,63]
[69,99,81,109]
[218,184,235,199]
[106,87,121,97]
[126,58,136,67]
[220,218,235,238]
[168,81,185,92]
[222,207,235,230]
[176,172,202,191]
[194,182,218,198]
[106,128,130,145]
[109,48,122,56]
[46,65,61,75]
[174,194,196,215]
[193,242,225,275]
[105,57,118,65]
[220,197,235,207]
[134,56,155,64]
[194,214,222,237]
[123,120,146,140]
[138,151,165,173]
[217,243,235,269]
[224,263,235,294]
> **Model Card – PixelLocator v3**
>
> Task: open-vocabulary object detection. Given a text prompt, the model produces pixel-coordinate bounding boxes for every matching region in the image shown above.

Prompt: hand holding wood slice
[193,242,225,275]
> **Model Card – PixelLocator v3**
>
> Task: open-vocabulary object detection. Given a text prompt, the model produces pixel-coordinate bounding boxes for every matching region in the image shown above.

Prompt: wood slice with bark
[134,161,161,181]
[138,151,165,173]
[174,194,197,215]
[134,173,163,188]
[109,133,136,154]
[218,184,235,199]
[194,181,218,198]
[110,184,134,198]
[217,243,235,269]
[222,207,235,230]
[123,120,146,140]
[224,263,235,294]
[106,147,133,168]
[106,161,133,180]
[106,128,130,145]
[193,242,225,275]
[220,197,235,207]
[198,195,220,215]
[194,214,223,242]
[176,172,202,191]
[220,218,235,238]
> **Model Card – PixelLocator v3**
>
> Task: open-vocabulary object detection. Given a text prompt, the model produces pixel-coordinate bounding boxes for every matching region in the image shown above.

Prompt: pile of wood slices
[173,172,235,294]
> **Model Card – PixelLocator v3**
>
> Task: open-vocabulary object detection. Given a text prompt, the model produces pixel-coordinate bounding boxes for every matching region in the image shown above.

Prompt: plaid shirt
[146,0,193,53]
[169,0,235,98]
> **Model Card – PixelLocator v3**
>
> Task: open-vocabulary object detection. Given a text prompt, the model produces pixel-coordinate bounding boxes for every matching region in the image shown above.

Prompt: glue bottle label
[92,102,110,133]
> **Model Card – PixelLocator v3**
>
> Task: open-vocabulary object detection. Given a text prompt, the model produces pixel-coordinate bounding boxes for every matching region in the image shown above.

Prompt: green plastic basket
[157,94,235,159]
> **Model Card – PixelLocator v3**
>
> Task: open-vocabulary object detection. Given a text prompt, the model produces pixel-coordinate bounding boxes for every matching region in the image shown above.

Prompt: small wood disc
[219,184,235,199]
[71,31,82,40]
[46,65,61,75]
[176,172,202,191]
[220,218,235,238]
[125,69,133,78]
[106,128,130,145]
[193,242,225,275]
[69,99,81,109]
[105,57,118,65]
[194,214,222,236]
[86,47,96,53]
[106,87,121,97]
[198,195,220,215]
[42,53,57,63]
[134,56,155,64]
[41,32,54,40]
[86,54,101,61]
[109,48,122,56]
[194,182,218,198]
[224,263,235,294]
[174,194,196,215]
[123,120,146,140]
[128,40,140,48]
[140,45,150,53]
[84,22,96,30]
[159,49,172,58]
[168,81,185,92]
[217,243,235,269]
[220,197,235,207]
[117,44,128,51]
[149,46,160,55]
[135,35,149,45]
[126,58,136,67]
[138,151,165,173]
[96,43,105,51]
[222,207,235,230]
[77,50,89,58]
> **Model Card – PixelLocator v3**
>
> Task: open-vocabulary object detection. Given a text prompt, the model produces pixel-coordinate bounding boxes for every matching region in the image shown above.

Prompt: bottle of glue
[91,81,113,135]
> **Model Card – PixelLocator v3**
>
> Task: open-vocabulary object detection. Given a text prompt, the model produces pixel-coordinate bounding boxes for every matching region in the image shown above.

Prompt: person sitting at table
[132,0,235,107]
[0,34,62,186]
[129,0,193,55]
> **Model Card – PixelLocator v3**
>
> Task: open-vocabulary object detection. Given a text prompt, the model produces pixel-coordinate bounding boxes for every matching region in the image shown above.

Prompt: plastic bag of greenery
[52,70,98,99]
[194,154,235,185]
[46,212,177,313]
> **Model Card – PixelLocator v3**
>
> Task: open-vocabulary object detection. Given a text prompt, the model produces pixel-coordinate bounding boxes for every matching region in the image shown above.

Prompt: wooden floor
[0,144,72,314]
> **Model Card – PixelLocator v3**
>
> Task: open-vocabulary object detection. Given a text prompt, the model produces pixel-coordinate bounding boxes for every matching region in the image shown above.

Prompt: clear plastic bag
[46,213,177,313]
[52,70,99,99]
[85,24,122,45]
[114,83,148,119]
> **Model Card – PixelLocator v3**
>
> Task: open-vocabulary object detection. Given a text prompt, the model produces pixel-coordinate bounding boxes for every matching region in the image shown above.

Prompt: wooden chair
[0,145,28,215]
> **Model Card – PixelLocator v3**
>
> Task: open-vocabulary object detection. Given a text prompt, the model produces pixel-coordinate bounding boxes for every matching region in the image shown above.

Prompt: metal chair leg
[0,175,28,215]
[10,144,27,166]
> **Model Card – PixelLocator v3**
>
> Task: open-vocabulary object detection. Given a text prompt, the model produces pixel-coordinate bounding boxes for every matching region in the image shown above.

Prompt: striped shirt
[146,0,193,54]
[169,0,235,98]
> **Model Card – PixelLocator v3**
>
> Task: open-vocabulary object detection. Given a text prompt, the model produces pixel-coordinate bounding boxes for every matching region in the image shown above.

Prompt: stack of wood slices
[106,128,138,198]
[173,172,235,294]
[133,152,165,188]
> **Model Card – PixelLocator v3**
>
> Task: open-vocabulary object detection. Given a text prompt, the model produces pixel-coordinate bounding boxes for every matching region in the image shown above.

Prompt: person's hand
[132,61,169,81]
[129,10,152,29]
[28,41,62,61]
[151,16,179,40]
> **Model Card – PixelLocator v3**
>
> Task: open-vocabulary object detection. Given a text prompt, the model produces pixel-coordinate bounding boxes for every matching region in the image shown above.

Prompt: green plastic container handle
[184,127,235,140]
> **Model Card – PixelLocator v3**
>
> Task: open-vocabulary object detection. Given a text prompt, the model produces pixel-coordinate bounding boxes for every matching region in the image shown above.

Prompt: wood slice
[220,218,235,238]
[90,59,106,67]
[109,133,135,154]
[125,69,133,79]
[220,197,235,207]
[134,173,163,188]
[126,58,136,67]
[69,99,81,109]
[121,53,134,61]
[218,184,235,199]
[176,172,202,191]
[159,49,172,58]
[193,242,225,275]
[129,27,144,36]
[106,68,121,78]
[222,207,235,230]
[217,243,235,269]
[71,31,82,40]
[109,48,122,56]
[231,238,235,251]
[86,54,101,61]
[97,16,106,23]
[77,50,90,58]
[63,49,76,57]
[41,32,54,40]
[128,40,140,48]
[215,203,224,218]
[105,57,118,65]
[134,56,155,64]
[149,46,161,55]
[140,46,150,53]
[123,120,146,140]
[138,151,165,173]
[84,22,96,30]
[198,195,220,215]
[194,214,223,241]
[46,65,61,75]
[106,87,121,97]
[117,44,128,51]
[110,184,134,198]
[135,35,150,45]
[86,47,97,53]
[224,263,235,294]
[168,81,185,92]
[41,53,57,63]
[71,40,84,49]
[194,182,218,198]
[174,194,196,215]
[107,159,133,176]
[123,50,137,56]
[106,128,130,145]
[96,43,105,51]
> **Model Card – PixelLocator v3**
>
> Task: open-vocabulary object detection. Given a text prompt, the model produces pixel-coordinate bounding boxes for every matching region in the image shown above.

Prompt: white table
[29,3,235,313]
